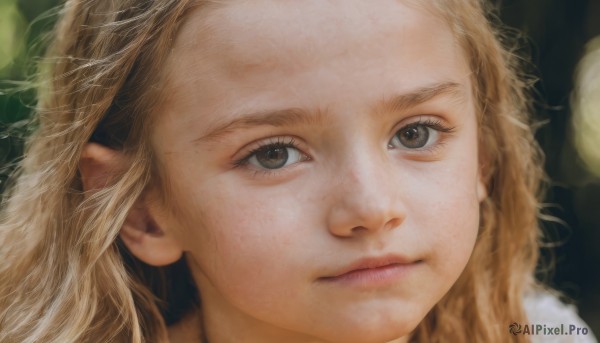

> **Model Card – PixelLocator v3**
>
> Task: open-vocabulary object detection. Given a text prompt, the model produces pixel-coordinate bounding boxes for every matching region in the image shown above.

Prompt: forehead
[168,0,463,78]
[159,0,471,131]
[205,2,417,61]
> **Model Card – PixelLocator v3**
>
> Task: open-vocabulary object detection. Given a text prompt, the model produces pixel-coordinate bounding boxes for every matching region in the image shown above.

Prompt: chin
[314,313,420,343]
[318,329,409,343]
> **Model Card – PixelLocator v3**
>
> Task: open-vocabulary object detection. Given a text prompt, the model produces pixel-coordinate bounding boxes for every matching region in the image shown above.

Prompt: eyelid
[391,115,455,135]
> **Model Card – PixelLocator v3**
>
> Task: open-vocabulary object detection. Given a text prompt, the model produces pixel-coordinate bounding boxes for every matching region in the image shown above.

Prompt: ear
[80,143,183,266]
[477,171,488,202]
[476,154,489,202]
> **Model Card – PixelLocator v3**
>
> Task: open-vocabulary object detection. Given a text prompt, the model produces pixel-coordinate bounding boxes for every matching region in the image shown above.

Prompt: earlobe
[79,143,183,267]
[120,210,183,267]
[477,148,490,202]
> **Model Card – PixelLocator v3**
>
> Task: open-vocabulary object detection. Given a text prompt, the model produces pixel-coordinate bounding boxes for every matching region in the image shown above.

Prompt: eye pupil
[256,147,289,169]
[399,125,429,148]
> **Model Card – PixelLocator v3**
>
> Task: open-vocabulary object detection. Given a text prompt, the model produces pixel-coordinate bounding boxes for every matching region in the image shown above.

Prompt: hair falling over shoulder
[411,0,545,342]
[0,0,544,342]
[0,1,201,342]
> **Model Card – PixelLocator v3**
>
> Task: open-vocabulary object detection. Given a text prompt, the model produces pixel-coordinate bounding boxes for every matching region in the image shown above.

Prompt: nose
[325,152,406,238]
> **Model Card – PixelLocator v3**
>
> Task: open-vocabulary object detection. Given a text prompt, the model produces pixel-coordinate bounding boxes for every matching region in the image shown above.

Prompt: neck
[167,310,205,343]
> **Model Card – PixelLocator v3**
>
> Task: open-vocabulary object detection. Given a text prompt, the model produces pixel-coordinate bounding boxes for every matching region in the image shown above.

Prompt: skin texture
[90,1,487,342]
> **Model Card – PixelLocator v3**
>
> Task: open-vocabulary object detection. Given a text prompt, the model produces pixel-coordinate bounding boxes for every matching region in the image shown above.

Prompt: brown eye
[389,124,438,149]
[255,147,289,169]
[249,145,304,169]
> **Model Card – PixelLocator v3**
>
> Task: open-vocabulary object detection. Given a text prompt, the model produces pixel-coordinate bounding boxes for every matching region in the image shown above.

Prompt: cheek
[418,161,481,280]
[170,178,308,302]
[428,197,479,260]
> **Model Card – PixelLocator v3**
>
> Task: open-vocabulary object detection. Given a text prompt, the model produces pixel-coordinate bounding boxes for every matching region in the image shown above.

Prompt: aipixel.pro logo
[509,322,590,336]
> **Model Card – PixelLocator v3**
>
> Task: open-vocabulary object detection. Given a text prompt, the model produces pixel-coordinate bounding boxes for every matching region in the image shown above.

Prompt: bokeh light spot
[572,36,600,177]
[0,1,27,72]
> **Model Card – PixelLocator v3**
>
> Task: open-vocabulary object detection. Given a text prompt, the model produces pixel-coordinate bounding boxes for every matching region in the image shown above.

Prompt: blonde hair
[0,1,544,342]
[410,1,545,342]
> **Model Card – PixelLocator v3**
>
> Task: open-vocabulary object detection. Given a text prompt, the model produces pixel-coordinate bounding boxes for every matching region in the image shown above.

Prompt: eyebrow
[194,81,465,143]
[377,81,465,114]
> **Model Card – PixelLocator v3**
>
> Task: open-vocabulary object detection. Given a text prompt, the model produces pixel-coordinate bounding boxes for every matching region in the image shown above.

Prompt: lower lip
[319,263,419,289]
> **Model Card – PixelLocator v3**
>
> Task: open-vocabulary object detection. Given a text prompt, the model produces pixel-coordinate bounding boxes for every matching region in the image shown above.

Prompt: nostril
[351,226,369,234]
[385,217,403,231]
[349,216,402,234]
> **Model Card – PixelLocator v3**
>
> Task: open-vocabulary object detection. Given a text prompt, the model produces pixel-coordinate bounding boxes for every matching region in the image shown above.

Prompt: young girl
[0,0,595,342]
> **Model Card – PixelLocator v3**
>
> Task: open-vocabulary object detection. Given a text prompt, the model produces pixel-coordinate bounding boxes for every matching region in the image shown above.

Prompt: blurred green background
[1,0,599,338]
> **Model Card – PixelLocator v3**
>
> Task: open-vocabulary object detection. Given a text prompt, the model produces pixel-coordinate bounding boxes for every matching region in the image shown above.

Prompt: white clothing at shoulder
[523,291,598,343]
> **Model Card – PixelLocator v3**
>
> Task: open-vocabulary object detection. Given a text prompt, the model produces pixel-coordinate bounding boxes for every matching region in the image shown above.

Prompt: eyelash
[404,118,455,133]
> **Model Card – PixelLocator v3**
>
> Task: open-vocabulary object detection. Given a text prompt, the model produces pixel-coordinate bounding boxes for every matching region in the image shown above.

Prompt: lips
[319,254,418,280]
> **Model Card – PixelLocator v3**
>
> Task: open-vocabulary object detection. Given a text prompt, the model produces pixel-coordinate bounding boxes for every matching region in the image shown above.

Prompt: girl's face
[151,1,485,342]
